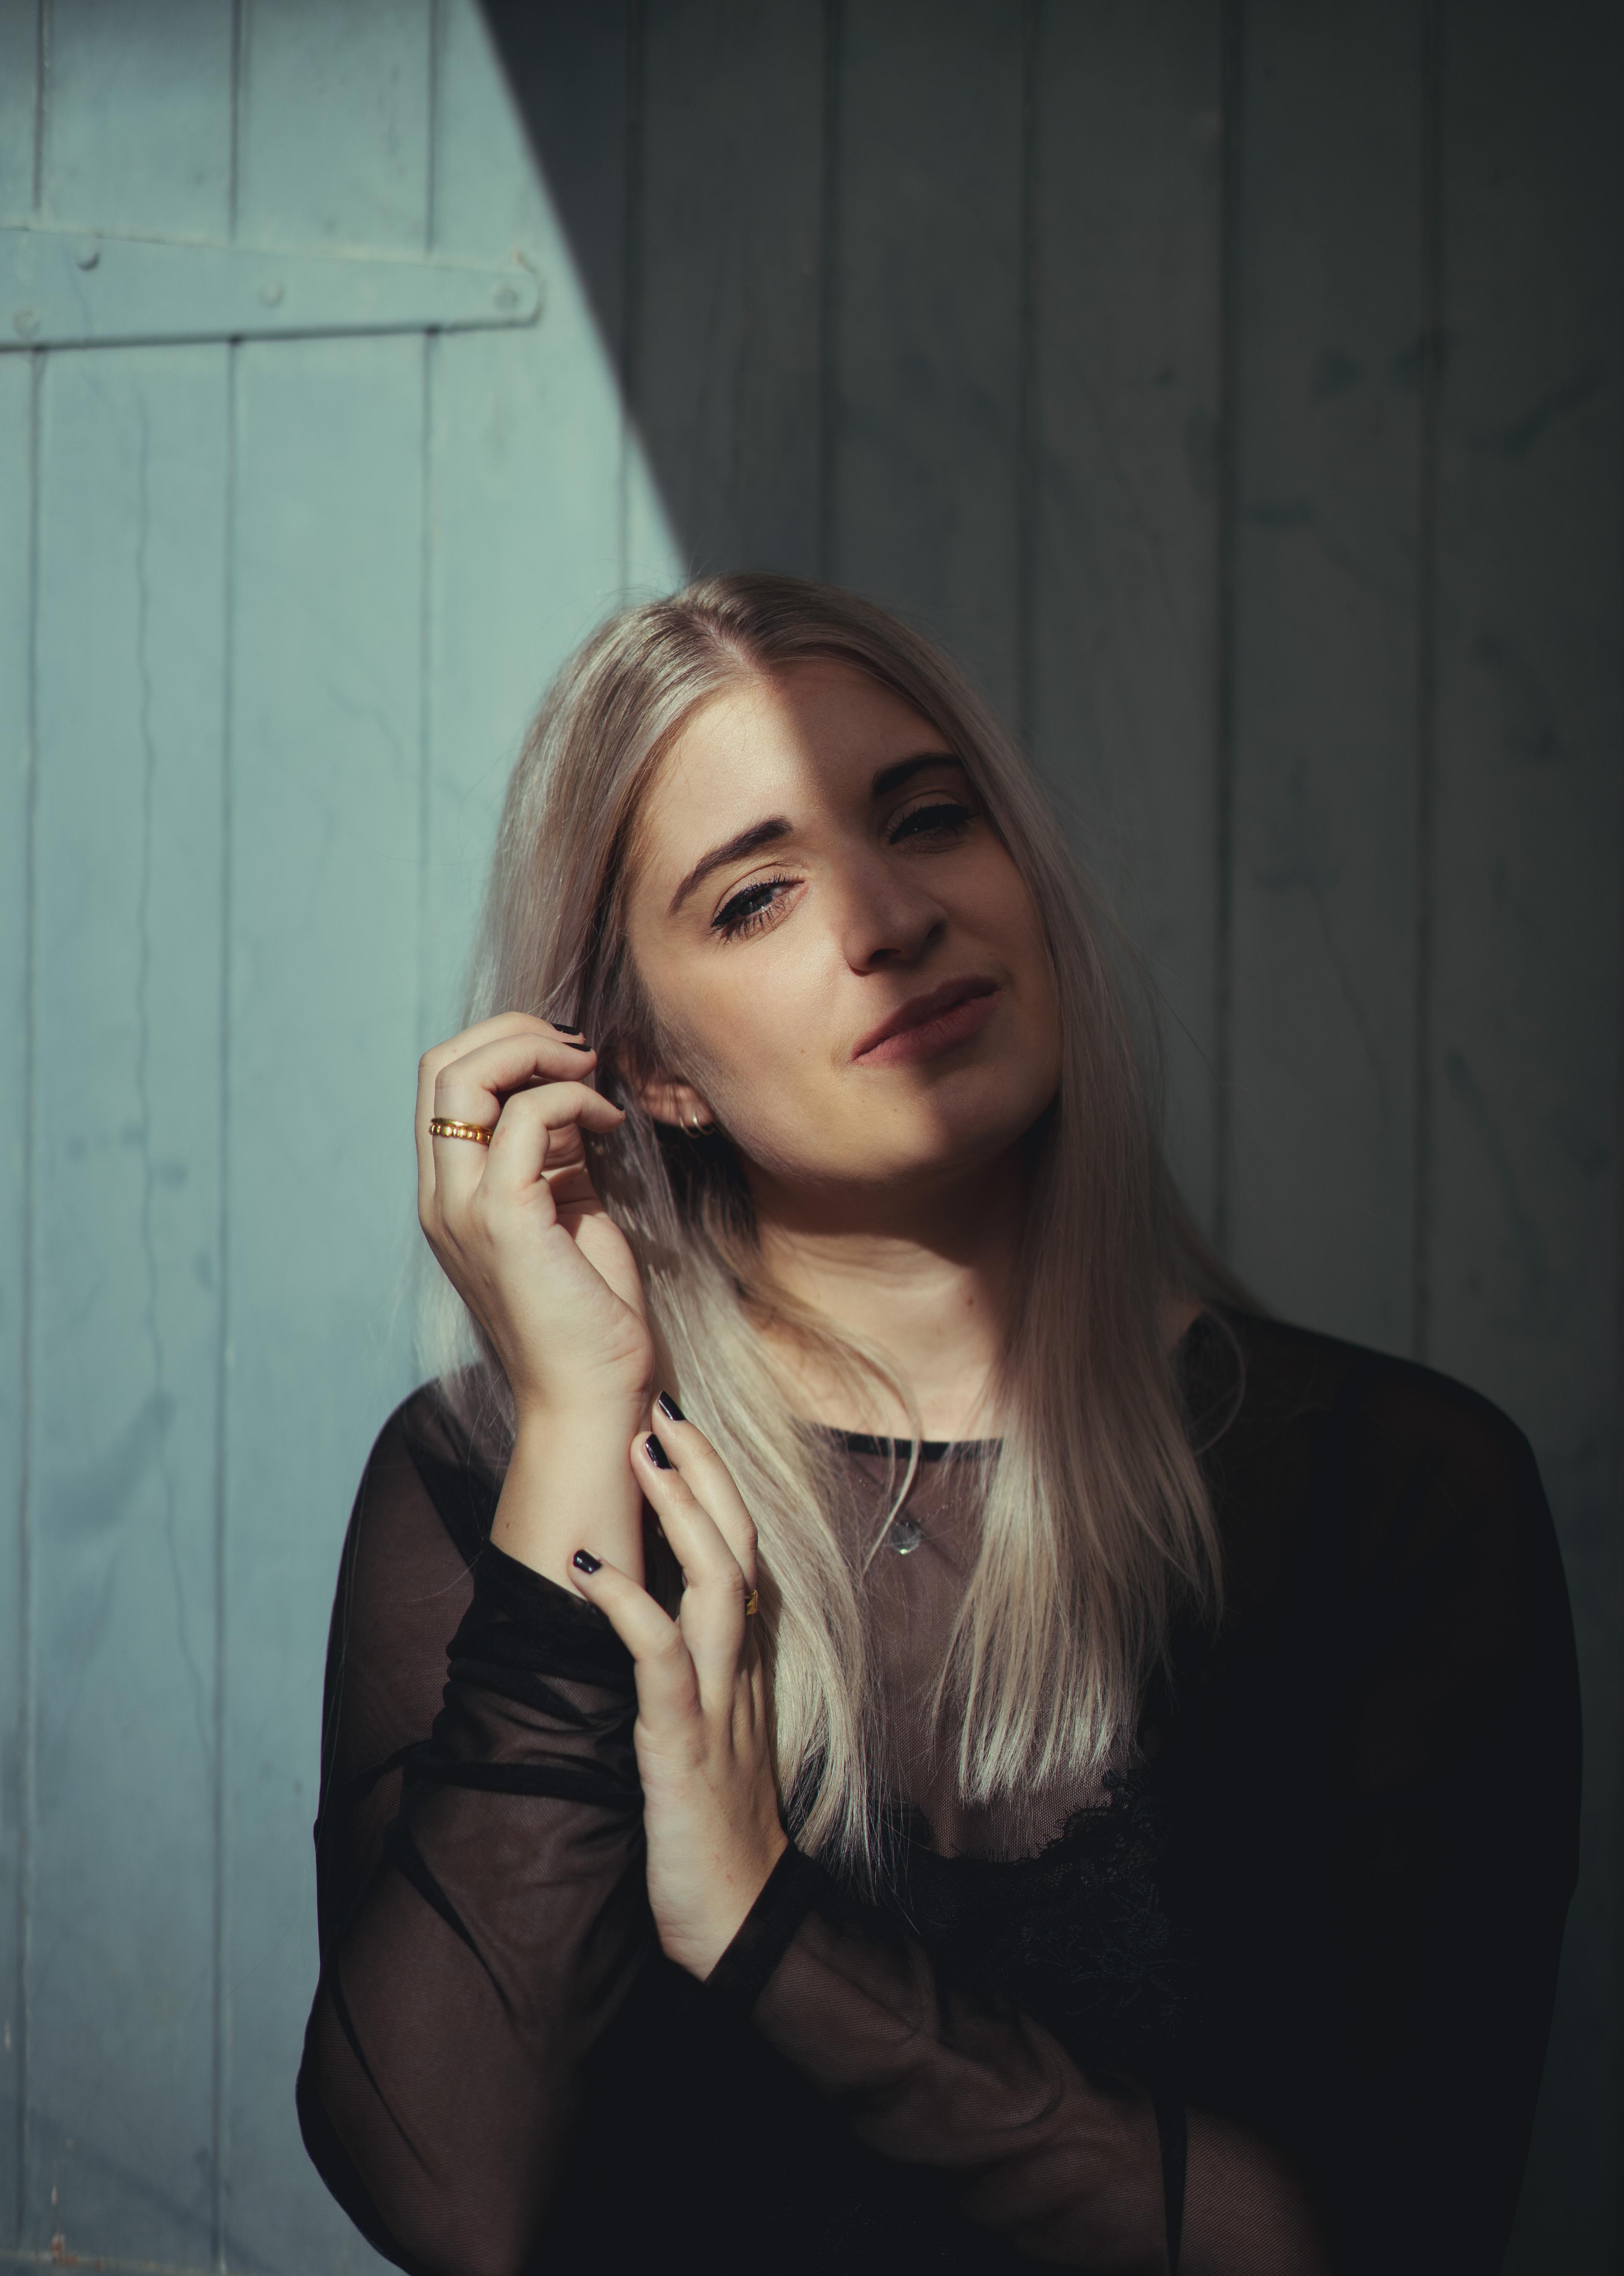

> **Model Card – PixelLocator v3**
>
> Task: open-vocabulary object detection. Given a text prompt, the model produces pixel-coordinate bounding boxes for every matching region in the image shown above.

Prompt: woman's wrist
[510,1389,649,1447]
[493,1400,648,1590]
[674,1821,791,1982]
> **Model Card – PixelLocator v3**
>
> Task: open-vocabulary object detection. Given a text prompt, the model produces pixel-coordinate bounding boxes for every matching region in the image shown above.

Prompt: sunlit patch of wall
[0,5,677,2271]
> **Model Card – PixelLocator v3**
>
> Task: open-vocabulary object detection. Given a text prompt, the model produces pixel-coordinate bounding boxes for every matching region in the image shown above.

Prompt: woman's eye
[713,876,793,938]
[888,798,977,845]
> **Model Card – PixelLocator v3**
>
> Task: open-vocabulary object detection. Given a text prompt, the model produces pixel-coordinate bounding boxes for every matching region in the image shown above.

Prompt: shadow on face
[623,661,1062,1216]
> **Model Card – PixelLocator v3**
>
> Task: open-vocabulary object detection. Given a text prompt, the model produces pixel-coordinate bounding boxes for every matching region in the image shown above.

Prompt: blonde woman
[298,577,1577,2276]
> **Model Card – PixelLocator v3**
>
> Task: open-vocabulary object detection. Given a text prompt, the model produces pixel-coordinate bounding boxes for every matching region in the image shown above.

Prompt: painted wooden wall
[0,3,1617,2271]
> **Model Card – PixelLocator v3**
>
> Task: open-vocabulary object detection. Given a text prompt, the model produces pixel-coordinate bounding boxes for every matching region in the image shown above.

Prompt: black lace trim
[871,1770,1186,2076]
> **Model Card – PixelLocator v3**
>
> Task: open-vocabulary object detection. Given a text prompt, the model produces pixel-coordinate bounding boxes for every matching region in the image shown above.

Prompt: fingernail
[656,1392,685,1423]
[572,1549,601,1574]
[643,1434,673,1471]
[562,1037,593,1052]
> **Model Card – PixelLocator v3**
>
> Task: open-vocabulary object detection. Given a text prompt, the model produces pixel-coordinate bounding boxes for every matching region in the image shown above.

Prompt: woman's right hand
[415,1013,654,1431]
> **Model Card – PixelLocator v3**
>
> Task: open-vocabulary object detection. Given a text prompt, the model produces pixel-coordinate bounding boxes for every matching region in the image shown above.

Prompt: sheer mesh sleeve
[296,1392,651,2276]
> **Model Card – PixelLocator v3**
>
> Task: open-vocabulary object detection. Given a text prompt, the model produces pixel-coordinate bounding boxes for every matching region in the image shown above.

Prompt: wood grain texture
[831,0,1026,721]
[473,0,683,601]
[425,0,633,1043]
[1226,0,1426,1348]
[0,0,39,223]
[224,18,433,2274]
[223,332,422,2276]
[1027,0,1225,1231]
[238,0,432,252]
[474,0,683,609]
[15,8,236,2263]
[43,0,232,239]
[633,0,826,578]
[0,341,32,2255]
[1429,6,1623,2265]
[26,344,228,2267]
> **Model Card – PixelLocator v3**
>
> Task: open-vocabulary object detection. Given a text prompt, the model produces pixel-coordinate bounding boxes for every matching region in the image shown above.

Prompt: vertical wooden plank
[225,11,433,2269]
[0,345,33,2258]
[23,8,234,2265]
[225,332,424,2276]
[832,0,1025,720]
[1028,0,1225,1231]
[425,0,633,1043]
[632,0,825,578]
[42,0,232,236]
[1225,0,1425,1347]
[0,0,39,221]
[1430,6,1624,2268]
[238,0,431,250]
[27,344,227,2265]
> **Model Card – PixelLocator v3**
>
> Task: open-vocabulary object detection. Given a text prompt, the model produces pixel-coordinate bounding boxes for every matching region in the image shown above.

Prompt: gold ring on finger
[429,1117,494,1147]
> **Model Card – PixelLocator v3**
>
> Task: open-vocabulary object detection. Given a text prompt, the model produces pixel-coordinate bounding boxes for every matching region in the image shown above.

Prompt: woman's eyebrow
[668,815,793,916]
[870,751,961,798]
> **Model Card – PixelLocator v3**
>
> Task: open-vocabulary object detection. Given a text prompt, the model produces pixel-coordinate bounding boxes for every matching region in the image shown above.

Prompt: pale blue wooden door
[3,4,1619,2273]
[0,5,677,2268]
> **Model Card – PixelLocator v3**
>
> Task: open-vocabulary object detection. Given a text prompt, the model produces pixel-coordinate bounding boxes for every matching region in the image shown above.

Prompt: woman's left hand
[569,1403,788,1979]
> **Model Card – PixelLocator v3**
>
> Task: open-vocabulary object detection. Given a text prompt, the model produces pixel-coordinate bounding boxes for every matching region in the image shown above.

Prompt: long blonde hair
[423,573,1232,1873]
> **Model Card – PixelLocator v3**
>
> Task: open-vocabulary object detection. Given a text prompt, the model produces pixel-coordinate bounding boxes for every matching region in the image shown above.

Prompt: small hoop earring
[688,1108,705,1133]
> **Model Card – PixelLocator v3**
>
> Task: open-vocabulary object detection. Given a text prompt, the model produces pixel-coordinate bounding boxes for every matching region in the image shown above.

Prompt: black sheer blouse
[296,1311,1580,2275]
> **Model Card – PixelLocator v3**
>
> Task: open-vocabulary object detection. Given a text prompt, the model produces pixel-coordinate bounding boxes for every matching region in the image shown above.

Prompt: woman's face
[621,661,1062,1209]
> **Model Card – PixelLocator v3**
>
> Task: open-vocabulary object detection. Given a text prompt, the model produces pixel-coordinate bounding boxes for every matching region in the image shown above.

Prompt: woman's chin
[760,1114,1045,1201]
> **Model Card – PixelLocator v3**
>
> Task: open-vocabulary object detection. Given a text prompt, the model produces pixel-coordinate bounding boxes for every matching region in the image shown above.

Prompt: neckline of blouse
[813,1307,1226,1464]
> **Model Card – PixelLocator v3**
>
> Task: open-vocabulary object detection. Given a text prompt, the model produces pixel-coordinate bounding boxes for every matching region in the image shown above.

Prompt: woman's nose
[833,853,947,973]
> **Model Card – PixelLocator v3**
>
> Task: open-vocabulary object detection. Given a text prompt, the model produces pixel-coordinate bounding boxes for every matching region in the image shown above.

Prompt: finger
[427,1080,623,1244]
[430,1029,598,1144]
[420,1010,586,1092]
[634,1435,754,1697]
[477,1082,625,1211]
[435,1024,597,1106]
[568,1554,702,1732]
[417,1015,588,1214]
[643,1401,758,1588]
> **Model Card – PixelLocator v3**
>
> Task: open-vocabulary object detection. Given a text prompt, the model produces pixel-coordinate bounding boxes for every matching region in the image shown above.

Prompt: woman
[298,576,1579,2276]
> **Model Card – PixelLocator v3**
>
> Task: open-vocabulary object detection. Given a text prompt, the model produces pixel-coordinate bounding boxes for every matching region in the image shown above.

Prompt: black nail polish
[656,1392,685,1423]
[572,1549,601,1574]
[644,1434,674,1471]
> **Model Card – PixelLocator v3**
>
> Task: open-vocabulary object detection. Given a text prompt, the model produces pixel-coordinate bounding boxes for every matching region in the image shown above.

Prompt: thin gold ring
[429,1117,494,1147]
[742,1588,759,1618]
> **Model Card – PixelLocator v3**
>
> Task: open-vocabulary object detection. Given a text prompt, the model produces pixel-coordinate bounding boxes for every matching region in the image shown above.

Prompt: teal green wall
[1,3,1618,2270]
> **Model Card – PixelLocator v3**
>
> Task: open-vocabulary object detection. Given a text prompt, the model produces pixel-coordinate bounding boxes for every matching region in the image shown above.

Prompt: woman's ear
[631,1071,716,1133]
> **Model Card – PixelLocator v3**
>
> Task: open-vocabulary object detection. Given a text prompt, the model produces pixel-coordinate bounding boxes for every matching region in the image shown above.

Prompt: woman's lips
[851,976,1001,1067]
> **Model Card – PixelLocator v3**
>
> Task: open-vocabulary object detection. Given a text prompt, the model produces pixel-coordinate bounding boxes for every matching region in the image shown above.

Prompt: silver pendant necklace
[887,1513,925,1555]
